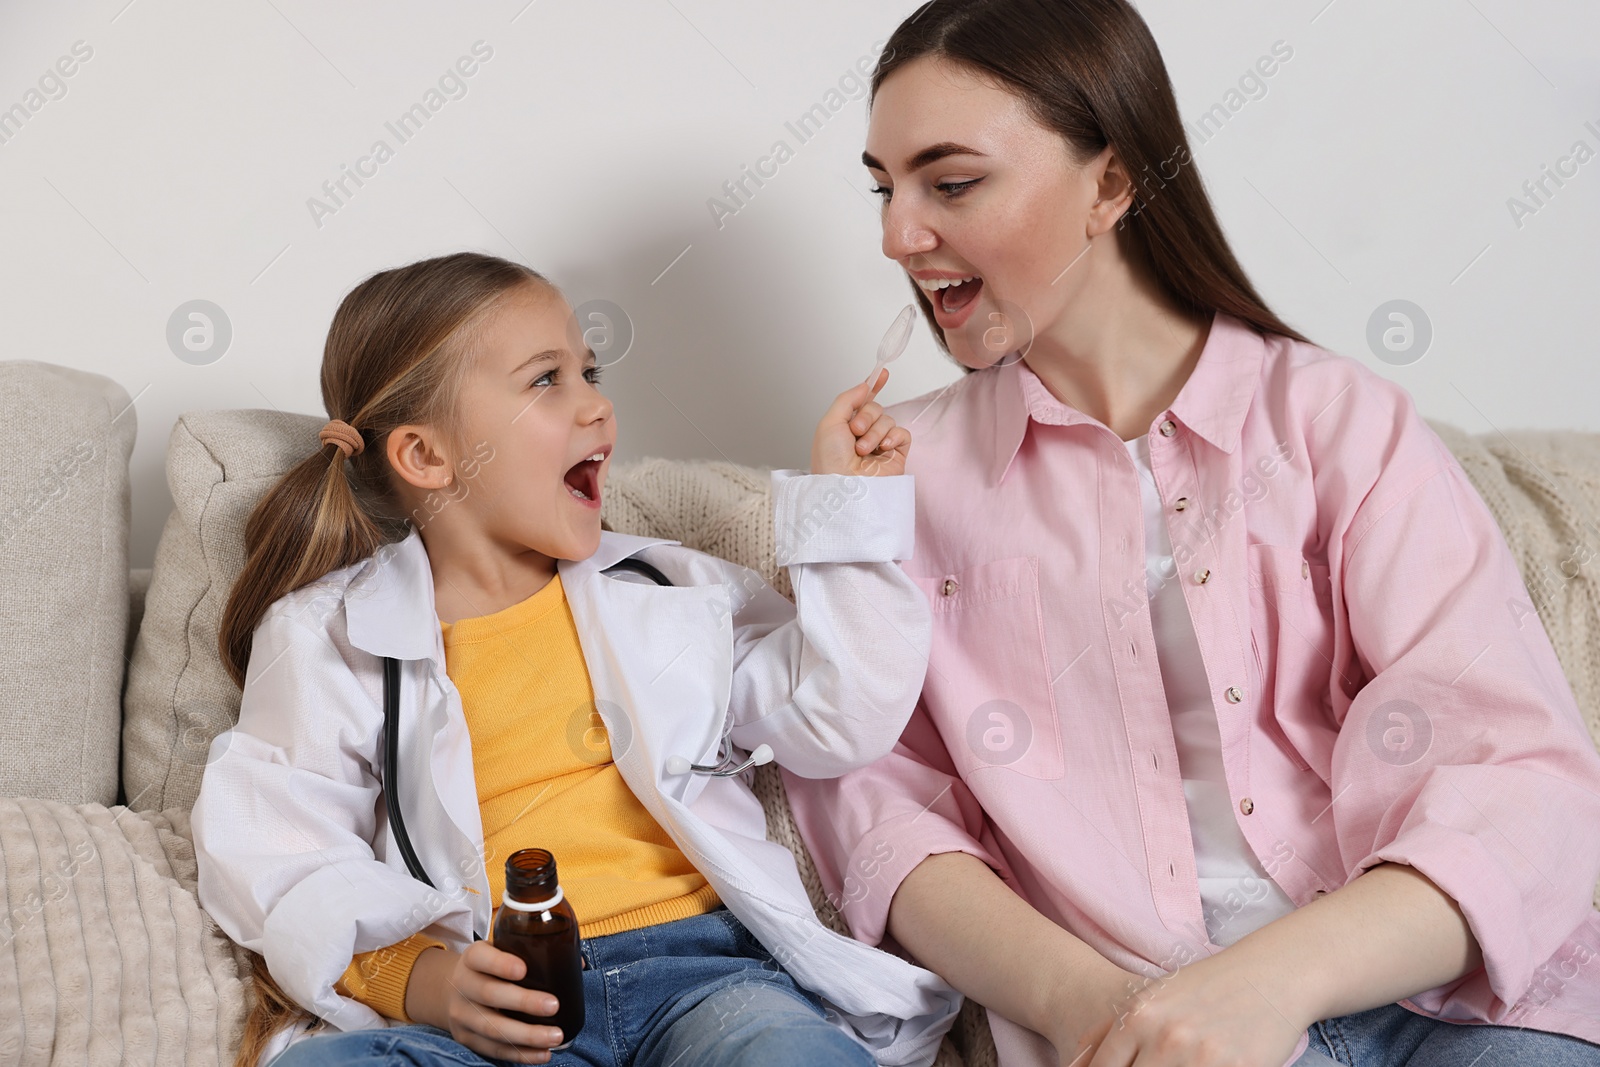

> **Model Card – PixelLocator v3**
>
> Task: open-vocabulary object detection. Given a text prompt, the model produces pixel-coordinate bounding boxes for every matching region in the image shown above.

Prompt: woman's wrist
[1036,955,1136,1054]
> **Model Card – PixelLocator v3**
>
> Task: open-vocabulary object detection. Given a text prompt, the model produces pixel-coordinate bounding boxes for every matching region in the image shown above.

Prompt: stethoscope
[379,555,773,913]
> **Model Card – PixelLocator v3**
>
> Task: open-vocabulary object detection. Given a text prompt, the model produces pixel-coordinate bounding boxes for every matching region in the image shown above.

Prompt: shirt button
[1194,568,1211,584]
[1302,559,1310,578]
[942,578,958,596]
[1174,497,1189,511]
[1240,797,1254,815]
[1224,686,1244,704]
[1158,420,1177,438]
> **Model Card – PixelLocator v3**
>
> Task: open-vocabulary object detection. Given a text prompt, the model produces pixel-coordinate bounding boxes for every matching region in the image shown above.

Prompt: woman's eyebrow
[862,142,987,173]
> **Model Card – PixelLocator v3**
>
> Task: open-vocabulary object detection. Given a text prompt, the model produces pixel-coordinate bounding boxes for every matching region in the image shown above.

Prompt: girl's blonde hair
[217,250,549,1065]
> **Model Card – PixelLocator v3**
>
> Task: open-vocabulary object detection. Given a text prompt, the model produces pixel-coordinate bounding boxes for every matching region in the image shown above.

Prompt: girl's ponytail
[217,416,390,690]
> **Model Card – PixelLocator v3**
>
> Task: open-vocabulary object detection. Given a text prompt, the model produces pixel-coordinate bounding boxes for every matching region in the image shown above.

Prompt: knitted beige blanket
[0,799,248,1065]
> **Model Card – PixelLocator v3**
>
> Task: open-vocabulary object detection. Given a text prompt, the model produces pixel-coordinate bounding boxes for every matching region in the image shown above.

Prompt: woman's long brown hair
[219,251,549,1067]
[873,0,1312,364]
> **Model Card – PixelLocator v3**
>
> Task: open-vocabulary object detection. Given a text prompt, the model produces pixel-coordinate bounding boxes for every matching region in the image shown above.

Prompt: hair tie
[319,419,364,459]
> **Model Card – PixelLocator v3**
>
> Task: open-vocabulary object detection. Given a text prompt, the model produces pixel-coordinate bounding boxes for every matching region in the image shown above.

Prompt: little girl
[191,252,959,1067]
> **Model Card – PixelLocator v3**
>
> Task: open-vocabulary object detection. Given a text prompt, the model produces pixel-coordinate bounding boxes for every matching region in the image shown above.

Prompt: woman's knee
[1411,1020,1600,1067]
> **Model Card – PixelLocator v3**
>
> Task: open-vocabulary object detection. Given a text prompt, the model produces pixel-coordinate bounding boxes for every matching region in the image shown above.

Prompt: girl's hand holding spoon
[809,304,916,478]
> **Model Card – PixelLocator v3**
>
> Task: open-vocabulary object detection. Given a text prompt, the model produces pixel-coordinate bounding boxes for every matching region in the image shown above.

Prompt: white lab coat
[191,470,959,1066]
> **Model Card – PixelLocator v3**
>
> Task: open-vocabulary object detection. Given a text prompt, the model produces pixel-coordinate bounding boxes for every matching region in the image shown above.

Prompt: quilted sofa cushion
[121,410,323,815]
[0,361,135,807]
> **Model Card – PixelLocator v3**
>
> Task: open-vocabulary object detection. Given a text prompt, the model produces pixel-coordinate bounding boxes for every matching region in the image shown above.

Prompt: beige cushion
[0,798,249,1064]
[0,361,134,806]
[121,410,322,815]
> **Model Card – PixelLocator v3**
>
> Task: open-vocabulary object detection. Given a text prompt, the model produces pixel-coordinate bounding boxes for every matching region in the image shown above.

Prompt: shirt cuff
[335,933,447,1023]
[771,469,915,566]
[838,811,1005,949]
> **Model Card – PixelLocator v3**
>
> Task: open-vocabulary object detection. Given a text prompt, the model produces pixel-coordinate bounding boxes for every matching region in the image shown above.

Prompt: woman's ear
[1085,144,1138,238]
[386,424,456,491]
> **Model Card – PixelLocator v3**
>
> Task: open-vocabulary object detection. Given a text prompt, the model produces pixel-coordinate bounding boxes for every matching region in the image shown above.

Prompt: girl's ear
[386,424,456,492]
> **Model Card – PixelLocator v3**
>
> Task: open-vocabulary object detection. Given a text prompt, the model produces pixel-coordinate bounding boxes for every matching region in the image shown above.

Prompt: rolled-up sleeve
[783,696,1008,949]
[1327,387,1600,1010]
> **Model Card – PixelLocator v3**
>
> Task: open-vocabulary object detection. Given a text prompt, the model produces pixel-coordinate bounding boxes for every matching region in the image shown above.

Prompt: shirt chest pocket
[1247,544,1338,776]
[911,556,1066,781]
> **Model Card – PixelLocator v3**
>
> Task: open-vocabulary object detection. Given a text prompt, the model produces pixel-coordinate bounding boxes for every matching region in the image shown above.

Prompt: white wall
[1,0,1595,568]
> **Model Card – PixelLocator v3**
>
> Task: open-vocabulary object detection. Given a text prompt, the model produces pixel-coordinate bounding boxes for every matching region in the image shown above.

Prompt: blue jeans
[267,905,872,1067]
[1292,1001,1600,1065]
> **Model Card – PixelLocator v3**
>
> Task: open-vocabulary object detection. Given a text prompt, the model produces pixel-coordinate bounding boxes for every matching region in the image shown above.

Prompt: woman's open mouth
[917,273,985,326]
[562,451,606,509]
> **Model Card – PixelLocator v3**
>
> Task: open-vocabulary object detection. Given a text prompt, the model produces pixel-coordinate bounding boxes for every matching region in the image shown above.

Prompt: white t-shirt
[1124,434,1298,947]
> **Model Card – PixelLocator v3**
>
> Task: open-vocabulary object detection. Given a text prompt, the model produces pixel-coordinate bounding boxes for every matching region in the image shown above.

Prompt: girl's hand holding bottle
[404,941,565,1065]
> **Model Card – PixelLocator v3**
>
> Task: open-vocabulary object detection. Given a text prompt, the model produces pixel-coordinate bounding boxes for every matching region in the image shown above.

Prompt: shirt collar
[343,525,679,662]
[991,310,1265,485]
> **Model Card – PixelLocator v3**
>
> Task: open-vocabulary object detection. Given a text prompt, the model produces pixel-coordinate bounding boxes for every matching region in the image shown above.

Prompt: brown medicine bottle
[490,848,584,1046]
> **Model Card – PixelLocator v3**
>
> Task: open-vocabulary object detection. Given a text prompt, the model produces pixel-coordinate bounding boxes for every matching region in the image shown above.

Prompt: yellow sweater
[335,572,719,1020]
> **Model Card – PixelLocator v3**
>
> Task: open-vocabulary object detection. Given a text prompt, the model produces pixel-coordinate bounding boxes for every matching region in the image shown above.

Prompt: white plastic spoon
[864,303,916,387]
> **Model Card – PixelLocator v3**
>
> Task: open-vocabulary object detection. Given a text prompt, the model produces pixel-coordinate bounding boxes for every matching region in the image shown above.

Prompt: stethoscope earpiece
[668,742,774,778]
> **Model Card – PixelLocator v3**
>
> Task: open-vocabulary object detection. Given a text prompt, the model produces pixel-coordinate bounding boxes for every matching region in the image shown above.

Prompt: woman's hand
[810,368,910,477]
[1036,962,1146,1067]
[1063,952,1309,1067]
[406,942,567,1065]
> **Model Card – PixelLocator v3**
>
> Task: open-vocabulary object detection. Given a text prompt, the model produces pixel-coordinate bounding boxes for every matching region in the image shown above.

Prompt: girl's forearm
[1213,861,1483,1026]
[887,851,1131,1050]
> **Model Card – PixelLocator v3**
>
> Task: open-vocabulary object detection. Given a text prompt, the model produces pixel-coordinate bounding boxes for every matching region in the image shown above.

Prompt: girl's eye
[870,184,892,201]
[532,366,603,388]
[934,179,979,198]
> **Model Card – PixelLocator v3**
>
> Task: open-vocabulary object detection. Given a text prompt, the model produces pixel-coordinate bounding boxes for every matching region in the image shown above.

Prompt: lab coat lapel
[560,534,731,813]
[341,530,491,928]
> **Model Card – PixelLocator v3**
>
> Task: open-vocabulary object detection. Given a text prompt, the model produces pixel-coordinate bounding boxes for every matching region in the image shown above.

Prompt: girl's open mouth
[563,452,605,509]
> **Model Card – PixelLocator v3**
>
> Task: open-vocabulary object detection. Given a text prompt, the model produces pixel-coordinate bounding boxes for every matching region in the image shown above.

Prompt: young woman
[783,2,1600,1066]
[191,252,962,1067]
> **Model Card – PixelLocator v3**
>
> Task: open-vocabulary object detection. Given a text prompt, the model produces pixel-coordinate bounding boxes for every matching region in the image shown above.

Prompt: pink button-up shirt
[784,311,1600,1066]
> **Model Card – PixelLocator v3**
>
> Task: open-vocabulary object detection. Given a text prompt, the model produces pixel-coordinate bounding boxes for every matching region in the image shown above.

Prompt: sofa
[1,358,1596,1066]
